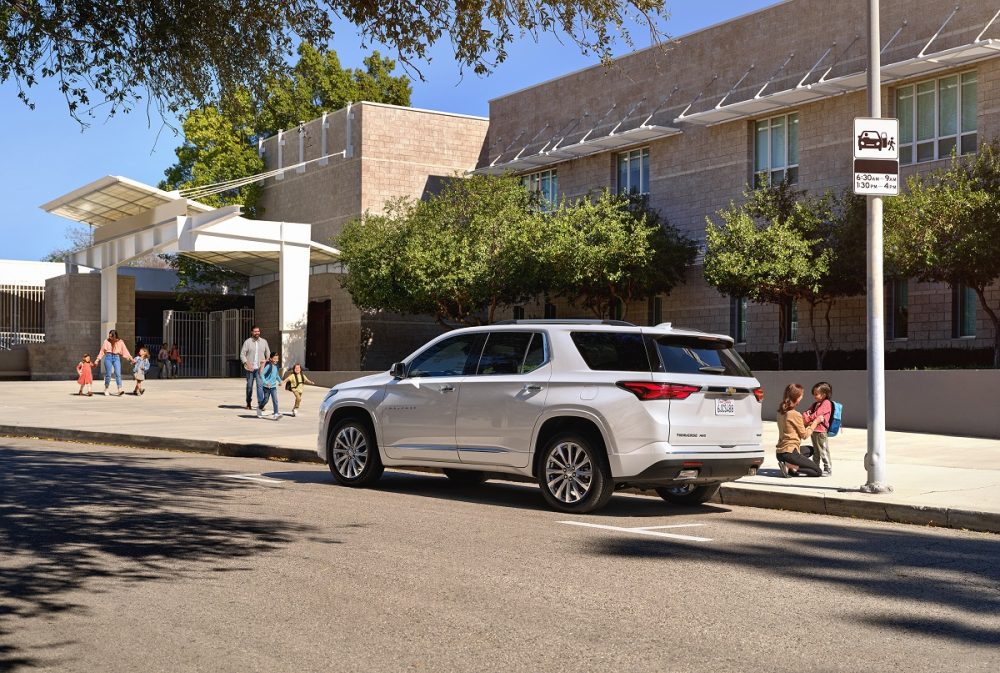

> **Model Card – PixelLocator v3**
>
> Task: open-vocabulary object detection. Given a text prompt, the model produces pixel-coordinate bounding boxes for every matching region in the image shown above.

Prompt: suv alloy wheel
[328,418,384,486]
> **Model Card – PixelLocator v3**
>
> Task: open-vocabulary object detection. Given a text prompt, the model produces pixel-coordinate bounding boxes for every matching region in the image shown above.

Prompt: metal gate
[0,284,45,350]
[163,308,253,377]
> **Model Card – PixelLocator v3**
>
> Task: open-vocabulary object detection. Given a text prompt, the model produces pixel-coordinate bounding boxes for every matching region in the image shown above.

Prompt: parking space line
[224,474,284,486]
[558,520,712,542]
[636,524,706,531]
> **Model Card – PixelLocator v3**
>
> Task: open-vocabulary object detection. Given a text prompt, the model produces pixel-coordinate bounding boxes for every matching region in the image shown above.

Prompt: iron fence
[163,308,254,377]
[0,284,45,350]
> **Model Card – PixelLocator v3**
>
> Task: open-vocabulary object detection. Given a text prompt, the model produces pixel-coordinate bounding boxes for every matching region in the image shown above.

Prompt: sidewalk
[2,379,998,533]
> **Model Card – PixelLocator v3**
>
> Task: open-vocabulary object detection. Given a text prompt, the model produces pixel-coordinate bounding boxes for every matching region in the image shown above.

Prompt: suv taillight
[752,387,764,402]
[617,381,701,400]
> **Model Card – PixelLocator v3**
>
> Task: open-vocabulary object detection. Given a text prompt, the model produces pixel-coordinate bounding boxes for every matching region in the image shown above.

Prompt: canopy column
[100,265,119,337]
[278,222,311,368]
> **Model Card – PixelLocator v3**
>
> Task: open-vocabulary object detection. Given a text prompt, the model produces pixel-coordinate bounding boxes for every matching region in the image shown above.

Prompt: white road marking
[636,524,706,531]
[558,520,713,542]
[224,474,284,486]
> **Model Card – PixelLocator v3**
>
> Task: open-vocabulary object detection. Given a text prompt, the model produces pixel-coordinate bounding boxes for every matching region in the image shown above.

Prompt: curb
[3,424,998,535]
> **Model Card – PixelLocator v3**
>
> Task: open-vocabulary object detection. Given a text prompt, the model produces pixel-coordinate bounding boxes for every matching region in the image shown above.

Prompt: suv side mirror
[389,362,407,379]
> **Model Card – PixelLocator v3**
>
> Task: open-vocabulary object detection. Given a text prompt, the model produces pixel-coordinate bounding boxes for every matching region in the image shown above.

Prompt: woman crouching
[775,383,823,478]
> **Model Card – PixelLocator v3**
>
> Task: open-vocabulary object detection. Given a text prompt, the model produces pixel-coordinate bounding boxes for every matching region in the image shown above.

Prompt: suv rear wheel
[655,482,721,505]
[328,418,384,487]
[538,433,614,513]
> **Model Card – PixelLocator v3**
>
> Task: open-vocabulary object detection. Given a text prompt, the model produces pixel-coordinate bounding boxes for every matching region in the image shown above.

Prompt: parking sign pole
[863,0,890,493]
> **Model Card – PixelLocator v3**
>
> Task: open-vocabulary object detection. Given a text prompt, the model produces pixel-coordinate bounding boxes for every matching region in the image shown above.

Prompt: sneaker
[778,462,789,478]
[256,409,263,418]
[292,409,297,417]
[104,388,110,397]
[245,403,251,410]
[272,413,282,420]
[822,468,832,476]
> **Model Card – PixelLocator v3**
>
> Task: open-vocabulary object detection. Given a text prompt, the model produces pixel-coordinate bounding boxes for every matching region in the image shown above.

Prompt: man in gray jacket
[240,325,270,410]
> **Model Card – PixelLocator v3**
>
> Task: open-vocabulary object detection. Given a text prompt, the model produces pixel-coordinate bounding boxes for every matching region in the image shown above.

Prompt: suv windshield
[653,335,752,377]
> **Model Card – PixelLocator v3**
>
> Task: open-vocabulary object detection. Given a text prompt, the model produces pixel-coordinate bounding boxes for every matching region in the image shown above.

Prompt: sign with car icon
[853,117,899,196]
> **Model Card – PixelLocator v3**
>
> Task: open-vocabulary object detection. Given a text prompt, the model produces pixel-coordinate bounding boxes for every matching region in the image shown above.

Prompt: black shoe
[246,403,251,410]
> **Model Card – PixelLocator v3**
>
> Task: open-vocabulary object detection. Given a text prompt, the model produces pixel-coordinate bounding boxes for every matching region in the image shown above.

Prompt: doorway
[306,300,331,371]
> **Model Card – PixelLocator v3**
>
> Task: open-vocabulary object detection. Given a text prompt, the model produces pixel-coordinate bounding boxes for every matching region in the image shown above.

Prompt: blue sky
[2,1,776,261]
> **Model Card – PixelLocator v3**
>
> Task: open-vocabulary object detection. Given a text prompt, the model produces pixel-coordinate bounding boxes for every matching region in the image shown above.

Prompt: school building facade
[252,0,1000,370]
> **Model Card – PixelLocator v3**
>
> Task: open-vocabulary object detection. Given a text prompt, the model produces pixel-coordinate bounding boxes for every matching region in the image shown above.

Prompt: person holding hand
[95,329,134,397]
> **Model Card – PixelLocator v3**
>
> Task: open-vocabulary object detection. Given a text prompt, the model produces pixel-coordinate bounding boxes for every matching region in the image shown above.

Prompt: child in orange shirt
[76,354,96,396]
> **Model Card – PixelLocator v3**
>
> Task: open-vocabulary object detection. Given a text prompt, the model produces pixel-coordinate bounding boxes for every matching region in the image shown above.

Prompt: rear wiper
[698,366,727,374]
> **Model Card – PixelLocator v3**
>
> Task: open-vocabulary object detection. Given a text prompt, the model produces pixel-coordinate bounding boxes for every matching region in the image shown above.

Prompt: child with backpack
[803,381,839,476]
[258,353,282,420]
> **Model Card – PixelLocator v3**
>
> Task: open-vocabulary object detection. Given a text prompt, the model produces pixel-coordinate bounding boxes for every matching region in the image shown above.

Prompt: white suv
[317,320,764,513]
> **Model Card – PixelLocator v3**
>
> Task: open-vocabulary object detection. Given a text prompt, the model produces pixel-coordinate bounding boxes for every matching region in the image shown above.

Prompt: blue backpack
[827,400,843,437]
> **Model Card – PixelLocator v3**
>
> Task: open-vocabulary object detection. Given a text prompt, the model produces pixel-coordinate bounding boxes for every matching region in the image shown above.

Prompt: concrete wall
[26,273,135,380]
[755,370,1000,439]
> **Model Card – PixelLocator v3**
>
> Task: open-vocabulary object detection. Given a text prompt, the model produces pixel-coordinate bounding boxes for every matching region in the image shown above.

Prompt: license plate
[715,398,736,416]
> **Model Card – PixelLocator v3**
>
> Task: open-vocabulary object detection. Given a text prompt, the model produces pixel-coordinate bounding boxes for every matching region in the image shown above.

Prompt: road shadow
[0,441,318,672]
[586,516,1000,647]
[268,468,732,518]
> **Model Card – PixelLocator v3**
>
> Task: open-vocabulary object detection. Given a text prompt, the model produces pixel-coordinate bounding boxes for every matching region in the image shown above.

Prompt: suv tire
[655,482,721,505]
[328,417,384,487]
[537,433,614,513]
[443,469,488,485]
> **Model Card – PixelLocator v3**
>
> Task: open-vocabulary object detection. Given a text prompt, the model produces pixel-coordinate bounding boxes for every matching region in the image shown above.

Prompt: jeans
[103,354,122,388]
[245,368,263,407]
[260,386,279,414]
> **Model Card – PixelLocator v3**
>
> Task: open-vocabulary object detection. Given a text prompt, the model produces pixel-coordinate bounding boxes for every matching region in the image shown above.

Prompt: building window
[522,169,558,209]
[754,112,799,187]
[544,302,557,319]
[952,284,976,338]
[512,306,525,321]
[897,71,977,165]
[784,299,798,343]
[647,295,662,325]
[609,298,624,321]
[617,148,650,195]
[730,297,748,344]
[887,279,909,340]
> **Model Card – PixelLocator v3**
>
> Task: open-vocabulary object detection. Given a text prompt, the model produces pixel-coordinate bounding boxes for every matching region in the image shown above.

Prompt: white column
[278,223,310,368]
[100,265,118,337]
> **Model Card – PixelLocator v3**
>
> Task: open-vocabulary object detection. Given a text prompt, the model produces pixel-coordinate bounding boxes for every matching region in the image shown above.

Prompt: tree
[2,0,667,122]
[41,224,92,262]
[704,181,829,370]
[802,189,867,368]
[885,141,1000,368]
[549,192,696,320]
[337,174,549,325]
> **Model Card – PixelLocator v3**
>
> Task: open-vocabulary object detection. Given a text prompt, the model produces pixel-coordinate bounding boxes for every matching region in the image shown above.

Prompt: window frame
[952,284,977,339]
[521,169,559,209]
[896,70,977,165]
[617,147,651,195]
[473,331,549,376]
[753,112,799,187]
[887,279,909,340]
[784,299,798,344]
[406,333,483,378]
[730,297,748,344]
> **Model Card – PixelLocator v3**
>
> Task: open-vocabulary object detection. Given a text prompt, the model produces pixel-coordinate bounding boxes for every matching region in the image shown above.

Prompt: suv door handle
[439,384,455,392]
[523,384,543,392]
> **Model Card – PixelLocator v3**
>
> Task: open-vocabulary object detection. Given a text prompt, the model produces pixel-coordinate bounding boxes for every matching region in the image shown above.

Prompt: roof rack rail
[492,319,637,327]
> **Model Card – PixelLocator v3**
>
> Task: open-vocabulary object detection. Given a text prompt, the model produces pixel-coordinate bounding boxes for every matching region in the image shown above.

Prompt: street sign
[853,117,899,196]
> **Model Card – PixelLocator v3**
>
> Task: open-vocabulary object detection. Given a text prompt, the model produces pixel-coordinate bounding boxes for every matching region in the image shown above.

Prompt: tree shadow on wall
[0,442,322,672]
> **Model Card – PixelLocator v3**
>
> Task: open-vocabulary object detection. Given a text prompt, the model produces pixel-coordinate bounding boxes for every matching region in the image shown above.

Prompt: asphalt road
[2,436,998,673]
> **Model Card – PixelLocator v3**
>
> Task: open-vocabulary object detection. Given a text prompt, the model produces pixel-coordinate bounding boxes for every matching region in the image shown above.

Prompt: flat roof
[40,175,212,227]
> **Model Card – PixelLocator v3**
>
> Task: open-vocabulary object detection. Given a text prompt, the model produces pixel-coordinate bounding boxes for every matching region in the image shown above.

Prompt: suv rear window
[653,336,752,377]
[570,332,651,371]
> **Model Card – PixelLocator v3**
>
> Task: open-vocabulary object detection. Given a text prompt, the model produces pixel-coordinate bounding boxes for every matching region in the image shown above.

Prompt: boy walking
[258,353,282,420]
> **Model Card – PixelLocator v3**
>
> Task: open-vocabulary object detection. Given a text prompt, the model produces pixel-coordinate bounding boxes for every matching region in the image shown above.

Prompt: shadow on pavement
[275,469,733,518]
[0,442,319,672]
[586,516,1000,647]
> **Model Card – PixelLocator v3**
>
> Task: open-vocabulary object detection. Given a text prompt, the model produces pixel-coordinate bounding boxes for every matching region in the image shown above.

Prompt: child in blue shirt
[131,347,151,396]
[258,353,282,419]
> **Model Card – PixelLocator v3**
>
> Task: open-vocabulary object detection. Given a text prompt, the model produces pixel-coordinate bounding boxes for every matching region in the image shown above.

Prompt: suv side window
[522,333,546,373]
[408,334,481,378]
[653,336,753,377]
[570,332,651,372]
[476,332,544,375]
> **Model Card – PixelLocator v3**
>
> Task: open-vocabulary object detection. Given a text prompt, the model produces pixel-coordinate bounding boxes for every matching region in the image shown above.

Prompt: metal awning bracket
[676,74,719,119]
[716,65,755,109]
[757,53,795,99]
[976,8,1000,42]
[920,6,960,58]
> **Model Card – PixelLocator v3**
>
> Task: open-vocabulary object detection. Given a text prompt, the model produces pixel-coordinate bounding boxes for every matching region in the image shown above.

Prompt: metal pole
[863,0,891,493]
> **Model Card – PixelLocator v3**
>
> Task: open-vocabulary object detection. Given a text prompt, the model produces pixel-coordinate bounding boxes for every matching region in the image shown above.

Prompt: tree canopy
[337,176,694,326]
[885,140,1000,367]
[704,181,830,369]
[3,0,667,121]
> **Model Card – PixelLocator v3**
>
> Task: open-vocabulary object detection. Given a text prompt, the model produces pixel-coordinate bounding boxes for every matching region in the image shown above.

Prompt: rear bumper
[615,456,763,487]
[609,442,764,485]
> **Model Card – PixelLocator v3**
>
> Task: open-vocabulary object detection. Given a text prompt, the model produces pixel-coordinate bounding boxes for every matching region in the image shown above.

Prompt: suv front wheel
[538,433,614,513]
[328,417,384,487]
